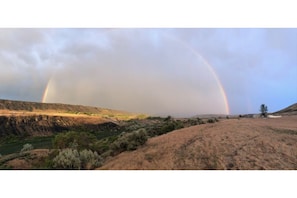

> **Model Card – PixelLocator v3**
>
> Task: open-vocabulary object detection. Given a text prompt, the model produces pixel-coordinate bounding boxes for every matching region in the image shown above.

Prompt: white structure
[268,115,282,118]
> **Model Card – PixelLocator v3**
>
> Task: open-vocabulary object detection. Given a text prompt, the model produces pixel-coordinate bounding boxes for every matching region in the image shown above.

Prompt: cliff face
[0,115,73,137]
[0,115,119,139]
[0,99,140,139]
[0,99,104,113]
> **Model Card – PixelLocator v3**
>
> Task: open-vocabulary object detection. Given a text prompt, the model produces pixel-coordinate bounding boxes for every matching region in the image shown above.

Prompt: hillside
[99,116,297,170]
[1,99,297,170]
[0,99,142,118]
[274,103,297,115]
[0,99,145,140]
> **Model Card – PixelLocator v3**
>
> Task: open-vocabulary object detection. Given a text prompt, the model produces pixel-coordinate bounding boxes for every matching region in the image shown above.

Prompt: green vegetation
[260,104,268,117]
[20,143,34,153]
[52,131,97,150]
[0,136,53,155]
[0,114,221,169]
[207,118,219,123]
[52,148,102,169]
[110,129,148,155]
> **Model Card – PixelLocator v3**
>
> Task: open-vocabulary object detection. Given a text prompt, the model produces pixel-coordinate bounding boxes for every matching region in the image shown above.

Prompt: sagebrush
[52,148,103,169]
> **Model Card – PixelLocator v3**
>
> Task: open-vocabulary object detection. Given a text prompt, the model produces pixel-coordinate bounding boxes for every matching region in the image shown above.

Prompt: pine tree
[260,104,268,117]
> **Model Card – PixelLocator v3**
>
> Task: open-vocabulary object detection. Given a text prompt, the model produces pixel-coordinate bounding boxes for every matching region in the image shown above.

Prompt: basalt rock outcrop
[0,115,119,138]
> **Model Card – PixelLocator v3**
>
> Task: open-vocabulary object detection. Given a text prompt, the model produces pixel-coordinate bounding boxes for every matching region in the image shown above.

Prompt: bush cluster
[207,118,219,123]
[146,120,184,137]
[49,115,221,169]
[110,129,148,155]
[52,131,97,150]
[20,143,34,153]
[52,148,102,169]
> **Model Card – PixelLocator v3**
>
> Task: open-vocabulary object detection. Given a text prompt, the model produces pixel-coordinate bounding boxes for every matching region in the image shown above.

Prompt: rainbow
[199,55,230,115]
[163,33,230,115]
[41,29,230,115]
[42,77,52,103]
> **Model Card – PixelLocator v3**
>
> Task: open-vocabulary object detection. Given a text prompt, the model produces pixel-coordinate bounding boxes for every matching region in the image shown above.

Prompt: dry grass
[3,149,50,169]
[99,116,297,170]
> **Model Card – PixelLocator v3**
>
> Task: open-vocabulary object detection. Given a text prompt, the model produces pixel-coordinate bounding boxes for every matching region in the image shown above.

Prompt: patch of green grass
[0,136,53,155]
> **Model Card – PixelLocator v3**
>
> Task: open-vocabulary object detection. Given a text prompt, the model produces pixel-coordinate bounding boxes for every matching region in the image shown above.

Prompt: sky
[0,28,296,117]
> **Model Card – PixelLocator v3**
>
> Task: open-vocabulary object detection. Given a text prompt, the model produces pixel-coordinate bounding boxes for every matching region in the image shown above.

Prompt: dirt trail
[99,116,297,170]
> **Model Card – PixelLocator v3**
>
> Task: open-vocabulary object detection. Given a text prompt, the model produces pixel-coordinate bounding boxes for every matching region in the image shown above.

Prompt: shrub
[159,121,183,135]
[145,120,185,138]
[147,116,163,120]
[79,149,103,169]
[41,149,59,169]
[206,118,219,123]
[207,119,215,123]
[110,137,129,153]
[52,148,103,169]
[199,120,205,124]
[20,143,34,153]
[110,129,148,155]
[126,129,148,150]
[52,148,81,169]
[52,131,97,150]
[164,115,172,122]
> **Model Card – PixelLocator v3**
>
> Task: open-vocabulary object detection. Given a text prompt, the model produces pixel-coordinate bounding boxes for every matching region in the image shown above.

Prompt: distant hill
[0,99,144,118]
[0,99,146,139]
[274,103,297,115]
[1,99,116,114]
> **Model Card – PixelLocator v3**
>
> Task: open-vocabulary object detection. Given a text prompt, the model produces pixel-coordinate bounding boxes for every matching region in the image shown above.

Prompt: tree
[260,104,268,117]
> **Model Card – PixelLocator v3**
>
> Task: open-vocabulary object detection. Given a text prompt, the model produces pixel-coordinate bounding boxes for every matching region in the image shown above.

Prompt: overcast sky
[0,28,296,117]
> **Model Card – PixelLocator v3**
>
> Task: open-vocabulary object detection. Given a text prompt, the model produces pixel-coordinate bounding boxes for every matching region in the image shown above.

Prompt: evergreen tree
[260,104,268,117]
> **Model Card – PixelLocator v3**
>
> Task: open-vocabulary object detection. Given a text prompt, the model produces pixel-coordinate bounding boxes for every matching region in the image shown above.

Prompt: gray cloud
[1,28,296,116]
[172,28,297,114]
[43,29,226,116]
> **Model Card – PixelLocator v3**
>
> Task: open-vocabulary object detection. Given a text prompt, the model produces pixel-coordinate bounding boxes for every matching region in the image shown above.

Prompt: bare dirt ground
[4,149,50,169]
[99,116,297,170]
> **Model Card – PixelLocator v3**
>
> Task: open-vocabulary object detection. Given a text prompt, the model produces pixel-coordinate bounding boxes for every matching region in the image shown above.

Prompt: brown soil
[99,116,297,170]
[6,158,32,169]
[4,149,50,169]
